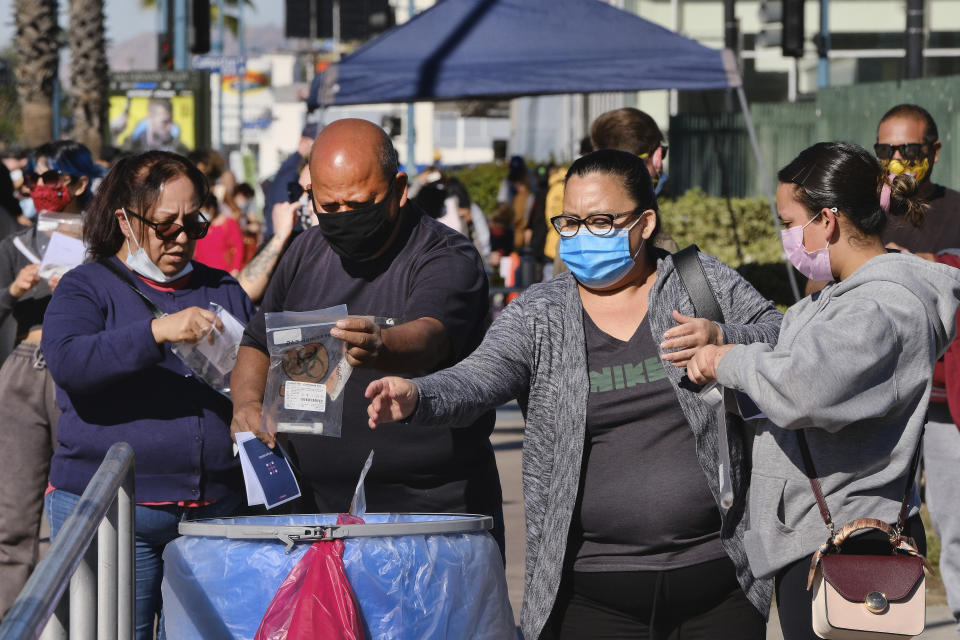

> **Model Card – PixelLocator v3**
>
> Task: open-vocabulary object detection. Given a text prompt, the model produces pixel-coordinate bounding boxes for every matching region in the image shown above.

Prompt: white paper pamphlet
[235,431,301,510]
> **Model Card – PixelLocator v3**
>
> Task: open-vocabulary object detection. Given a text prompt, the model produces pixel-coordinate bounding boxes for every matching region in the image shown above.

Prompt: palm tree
[15,0,61,146]
[68,0,108,157]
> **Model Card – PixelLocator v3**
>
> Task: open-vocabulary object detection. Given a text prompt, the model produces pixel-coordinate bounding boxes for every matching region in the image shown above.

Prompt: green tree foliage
[659,189,803,307]
[0,56,21,144]
[450,164,801,306]
[447,162,507,216]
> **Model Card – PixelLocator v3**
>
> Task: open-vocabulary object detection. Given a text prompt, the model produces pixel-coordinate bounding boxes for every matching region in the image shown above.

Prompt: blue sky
[0,0,281,50]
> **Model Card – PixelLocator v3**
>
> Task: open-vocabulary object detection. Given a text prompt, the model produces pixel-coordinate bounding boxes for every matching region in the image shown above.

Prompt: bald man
[231,119,503,548]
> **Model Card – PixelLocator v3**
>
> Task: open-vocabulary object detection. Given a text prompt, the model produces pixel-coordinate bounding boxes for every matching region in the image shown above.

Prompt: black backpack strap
[98,258,167,320]
[673,244,724,322]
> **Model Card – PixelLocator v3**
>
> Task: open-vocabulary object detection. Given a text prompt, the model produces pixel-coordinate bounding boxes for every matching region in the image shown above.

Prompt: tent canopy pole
[736,84,802,302]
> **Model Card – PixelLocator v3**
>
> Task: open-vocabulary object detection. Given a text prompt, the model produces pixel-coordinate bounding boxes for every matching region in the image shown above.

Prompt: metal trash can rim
[178,513,494,552]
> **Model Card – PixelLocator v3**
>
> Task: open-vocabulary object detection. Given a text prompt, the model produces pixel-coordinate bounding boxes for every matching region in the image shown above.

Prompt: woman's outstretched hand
[661,310,722,367]
[365,377,418,429]
[686,344,735,385]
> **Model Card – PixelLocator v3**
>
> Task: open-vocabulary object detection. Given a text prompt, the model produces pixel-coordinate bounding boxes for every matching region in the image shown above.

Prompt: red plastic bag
[255,514,366,640]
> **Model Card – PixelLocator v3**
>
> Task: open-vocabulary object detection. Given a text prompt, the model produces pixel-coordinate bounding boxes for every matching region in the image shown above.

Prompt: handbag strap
[98,258,167,320]
[672,245,724,323]
[799,430,929,590]
[795,428,923,537]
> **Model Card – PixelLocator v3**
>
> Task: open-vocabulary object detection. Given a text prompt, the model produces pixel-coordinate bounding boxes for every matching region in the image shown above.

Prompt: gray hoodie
[717,252,960,579]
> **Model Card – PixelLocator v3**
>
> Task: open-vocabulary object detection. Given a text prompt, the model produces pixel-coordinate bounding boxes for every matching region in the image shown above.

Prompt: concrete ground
[491,402,959,639]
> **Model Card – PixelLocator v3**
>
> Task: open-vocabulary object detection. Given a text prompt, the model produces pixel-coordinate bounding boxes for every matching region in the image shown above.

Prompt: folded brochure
[236,432,301,509]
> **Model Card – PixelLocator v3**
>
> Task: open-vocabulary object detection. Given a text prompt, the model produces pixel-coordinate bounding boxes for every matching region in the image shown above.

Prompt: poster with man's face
[107,71,209,155]
[109,95,195,154]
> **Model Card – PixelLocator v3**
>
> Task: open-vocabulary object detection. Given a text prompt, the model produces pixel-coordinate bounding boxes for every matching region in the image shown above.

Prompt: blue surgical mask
[121,208,193,283]
[559,218,644,288]
[653,171,668,196]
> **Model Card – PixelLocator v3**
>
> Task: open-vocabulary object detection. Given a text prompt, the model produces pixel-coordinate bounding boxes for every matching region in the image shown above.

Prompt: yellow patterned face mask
[882,157,930,183]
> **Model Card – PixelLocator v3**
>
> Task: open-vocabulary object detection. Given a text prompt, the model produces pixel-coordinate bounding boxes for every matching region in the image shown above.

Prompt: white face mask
[121,208,193,283]
[19,196,37,220]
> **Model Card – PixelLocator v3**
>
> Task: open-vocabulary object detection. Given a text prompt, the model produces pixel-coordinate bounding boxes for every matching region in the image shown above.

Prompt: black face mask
[313,181,397,261]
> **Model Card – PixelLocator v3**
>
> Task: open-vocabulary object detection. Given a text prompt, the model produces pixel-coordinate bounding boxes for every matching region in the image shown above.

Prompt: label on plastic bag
[273,328,303,345]
[284,380,327,412]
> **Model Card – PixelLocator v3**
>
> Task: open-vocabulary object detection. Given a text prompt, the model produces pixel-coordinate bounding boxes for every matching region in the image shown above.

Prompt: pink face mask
[780,210,834,282]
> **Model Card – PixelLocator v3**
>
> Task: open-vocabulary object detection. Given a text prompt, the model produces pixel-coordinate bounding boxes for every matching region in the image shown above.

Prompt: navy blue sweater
[42,257,255,503]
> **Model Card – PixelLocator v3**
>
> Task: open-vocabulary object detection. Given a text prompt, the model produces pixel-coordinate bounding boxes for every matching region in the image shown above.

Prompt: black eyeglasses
[25,170,69,187]
[287,181,307,203]
[126,208,210,241]
[551,209,642,237]
[874,143,929,162]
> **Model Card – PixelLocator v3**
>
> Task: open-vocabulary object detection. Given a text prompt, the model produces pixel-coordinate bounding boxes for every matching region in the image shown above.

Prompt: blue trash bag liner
[161,514,515,639]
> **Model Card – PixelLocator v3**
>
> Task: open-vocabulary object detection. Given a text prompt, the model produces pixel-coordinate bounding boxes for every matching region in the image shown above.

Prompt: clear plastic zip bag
[263,306,351,439]
[36,211,85,279]
[171,302,247,396]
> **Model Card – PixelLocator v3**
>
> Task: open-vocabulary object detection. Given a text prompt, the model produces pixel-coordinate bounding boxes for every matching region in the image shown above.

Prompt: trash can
[161,513,515,639]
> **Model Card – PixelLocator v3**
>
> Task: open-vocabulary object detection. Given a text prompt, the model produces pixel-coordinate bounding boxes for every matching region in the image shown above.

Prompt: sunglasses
[25,170,69,187]
[874,143,928,162]
[126,208,210,241]
[287,181,307,203]
[638,144,668,161]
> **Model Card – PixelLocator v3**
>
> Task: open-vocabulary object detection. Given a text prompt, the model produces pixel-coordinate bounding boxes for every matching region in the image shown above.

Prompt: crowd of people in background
[0,101,957,640]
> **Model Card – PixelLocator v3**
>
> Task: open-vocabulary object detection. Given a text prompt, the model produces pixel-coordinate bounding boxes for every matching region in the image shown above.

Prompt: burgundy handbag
[796,431,932,640]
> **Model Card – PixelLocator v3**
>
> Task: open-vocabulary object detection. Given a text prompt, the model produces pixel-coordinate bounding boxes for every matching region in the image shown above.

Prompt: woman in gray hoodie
[365,149,782,639]
[686,141,960,640]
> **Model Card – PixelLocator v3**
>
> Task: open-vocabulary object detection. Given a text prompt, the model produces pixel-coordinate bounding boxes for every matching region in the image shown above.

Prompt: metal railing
[0,442,135,640]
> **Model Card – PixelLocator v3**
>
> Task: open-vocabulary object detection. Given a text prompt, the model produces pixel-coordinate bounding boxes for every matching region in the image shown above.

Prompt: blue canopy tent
[309,0,740,105]
[307,0,799,299]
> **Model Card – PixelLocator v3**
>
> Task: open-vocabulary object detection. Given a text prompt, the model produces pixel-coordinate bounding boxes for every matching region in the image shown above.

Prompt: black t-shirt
[882,182,960,254]
[575,312,724,572]
[241,204,500,515]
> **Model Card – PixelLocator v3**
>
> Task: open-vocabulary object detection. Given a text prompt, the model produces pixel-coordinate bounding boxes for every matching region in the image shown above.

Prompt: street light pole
[216,0,225,149]
[406,0,416,173]
[905,0,924,79]
[174,0,187,70]
[237,0,245,151]
[816,0,830,88]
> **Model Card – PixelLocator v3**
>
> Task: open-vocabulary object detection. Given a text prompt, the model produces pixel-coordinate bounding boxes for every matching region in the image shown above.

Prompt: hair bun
[887,173,928,227]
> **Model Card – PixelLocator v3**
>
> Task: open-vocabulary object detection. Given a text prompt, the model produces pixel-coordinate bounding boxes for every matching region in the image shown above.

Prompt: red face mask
[31,184,73,213]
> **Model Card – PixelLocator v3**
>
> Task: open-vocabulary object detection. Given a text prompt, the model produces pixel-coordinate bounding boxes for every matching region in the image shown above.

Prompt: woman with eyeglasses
[40,150,254,640]
[0,140,105,619]
[365,149,782,639]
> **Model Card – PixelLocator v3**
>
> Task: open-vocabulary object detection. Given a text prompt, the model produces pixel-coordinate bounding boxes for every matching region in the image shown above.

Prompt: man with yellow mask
[877,103,960,633]
[877,103,960,255]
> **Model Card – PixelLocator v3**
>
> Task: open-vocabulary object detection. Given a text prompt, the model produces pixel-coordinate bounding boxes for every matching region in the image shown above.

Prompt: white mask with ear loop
[121,208,193,283]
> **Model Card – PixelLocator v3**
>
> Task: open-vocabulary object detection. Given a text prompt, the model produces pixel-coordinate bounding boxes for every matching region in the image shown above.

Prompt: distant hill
[108,23,288,72]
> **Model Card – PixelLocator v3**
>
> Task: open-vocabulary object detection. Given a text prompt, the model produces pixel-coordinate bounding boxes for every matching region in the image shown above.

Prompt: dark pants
[0,343,60,621]
[553,556,766,640]
[775,515,926,640]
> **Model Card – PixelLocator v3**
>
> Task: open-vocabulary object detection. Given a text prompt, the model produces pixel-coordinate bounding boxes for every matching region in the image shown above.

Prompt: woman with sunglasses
[0,140,105,619]
[365,149,782,639]
[40,151,254,639]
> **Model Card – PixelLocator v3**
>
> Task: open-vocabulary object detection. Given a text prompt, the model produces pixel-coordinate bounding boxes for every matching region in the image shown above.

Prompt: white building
[513,0,960,161]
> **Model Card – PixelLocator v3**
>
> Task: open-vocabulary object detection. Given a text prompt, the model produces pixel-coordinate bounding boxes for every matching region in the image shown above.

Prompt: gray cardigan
[412,251,782,640]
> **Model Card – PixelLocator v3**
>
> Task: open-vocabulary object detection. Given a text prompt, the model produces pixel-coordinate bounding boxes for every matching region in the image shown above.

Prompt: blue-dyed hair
[27,140,105,207]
